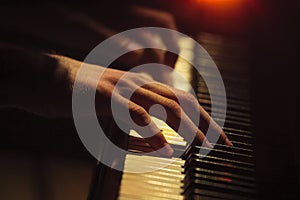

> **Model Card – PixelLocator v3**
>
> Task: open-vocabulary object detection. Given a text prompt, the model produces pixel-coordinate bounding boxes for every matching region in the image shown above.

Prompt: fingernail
[204,140,213,149]
[225,138,234,146]
[158,143,174,157]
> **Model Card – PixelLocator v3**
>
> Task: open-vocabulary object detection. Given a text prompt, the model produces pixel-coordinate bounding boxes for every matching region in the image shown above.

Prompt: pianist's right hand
[0,49,232,157]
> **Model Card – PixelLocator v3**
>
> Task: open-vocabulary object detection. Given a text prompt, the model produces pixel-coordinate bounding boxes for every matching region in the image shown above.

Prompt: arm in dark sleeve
[0,48,71,115]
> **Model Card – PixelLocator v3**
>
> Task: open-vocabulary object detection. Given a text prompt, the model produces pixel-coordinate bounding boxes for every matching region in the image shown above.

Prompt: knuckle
[117,82,135,96]
[135,76,147,84]
[165,100,181,116]
[130,106,151,126]
[210,120,221,131]
[97,82,114,97]
[183,93,197,103]
[179,92,198,107]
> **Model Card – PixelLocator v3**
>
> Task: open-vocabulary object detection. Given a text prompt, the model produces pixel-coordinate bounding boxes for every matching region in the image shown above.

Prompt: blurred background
[0,0,299,199]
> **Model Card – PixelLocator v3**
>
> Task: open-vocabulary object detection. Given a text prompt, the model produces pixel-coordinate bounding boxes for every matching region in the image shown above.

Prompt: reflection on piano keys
[119,155,184,200]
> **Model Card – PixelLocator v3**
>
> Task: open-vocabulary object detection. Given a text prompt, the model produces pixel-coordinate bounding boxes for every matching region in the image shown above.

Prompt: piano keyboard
[117,34,256,200]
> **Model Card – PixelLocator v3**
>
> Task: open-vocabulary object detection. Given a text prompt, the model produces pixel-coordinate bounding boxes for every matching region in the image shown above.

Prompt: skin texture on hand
[1,49,232,156]
[67,56,233,156]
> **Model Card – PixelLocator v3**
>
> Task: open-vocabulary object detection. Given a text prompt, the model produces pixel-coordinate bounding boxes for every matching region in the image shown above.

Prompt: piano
[88,32,257,200]
[95,0,300,198]
[1,1,299,199]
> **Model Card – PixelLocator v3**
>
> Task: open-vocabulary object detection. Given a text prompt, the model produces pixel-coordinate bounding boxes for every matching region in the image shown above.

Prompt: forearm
[0,48,74,116]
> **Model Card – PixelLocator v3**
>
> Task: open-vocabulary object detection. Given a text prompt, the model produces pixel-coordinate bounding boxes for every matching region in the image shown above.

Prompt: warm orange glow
[192,0,243,11]
[188,0,247,32]
[194,0,240,4]
[182,0,261,34]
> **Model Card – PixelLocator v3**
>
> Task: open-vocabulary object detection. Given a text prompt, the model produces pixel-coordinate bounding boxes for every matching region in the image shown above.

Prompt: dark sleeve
[0,48,60,107]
